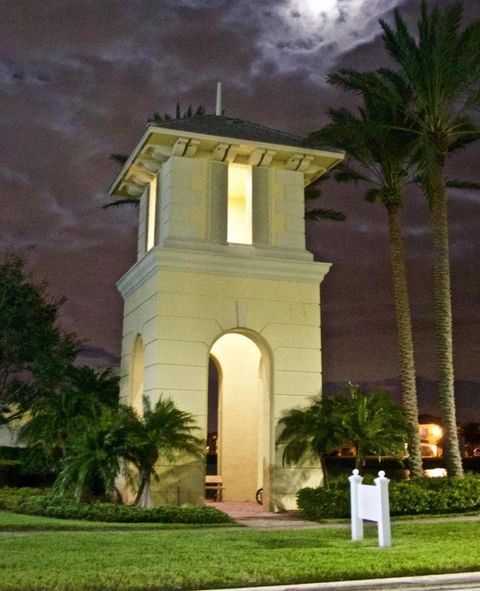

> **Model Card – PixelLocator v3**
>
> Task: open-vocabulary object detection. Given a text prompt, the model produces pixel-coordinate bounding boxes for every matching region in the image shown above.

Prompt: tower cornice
[109,122,344,200]
[117,244,331,299]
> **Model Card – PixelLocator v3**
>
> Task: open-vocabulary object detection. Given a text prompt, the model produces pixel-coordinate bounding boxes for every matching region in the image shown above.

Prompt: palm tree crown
[277,396,345,486]
[277,384,409,481]
[123,397,204,505]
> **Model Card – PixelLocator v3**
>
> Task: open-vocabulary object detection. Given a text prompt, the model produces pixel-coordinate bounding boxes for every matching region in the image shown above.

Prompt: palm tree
[148,103,206,123]
[379,1,480,477]
[339,383,410,469]
[123,397,204,506]
[20,366,119,466]
[304,172,346,223]
[55,408,128,502]
[310,70,424,478]
[277,384,409,479]
[276,396,345,487]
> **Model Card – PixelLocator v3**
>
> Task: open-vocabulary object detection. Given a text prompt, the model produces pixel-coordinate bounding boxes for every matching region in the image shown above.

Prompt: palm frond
[110,154,128,167]
[364,188,381,203]
[102,198,140,209]
[446,179,480,191]
[305,208,346,222]
[333,168,370,184]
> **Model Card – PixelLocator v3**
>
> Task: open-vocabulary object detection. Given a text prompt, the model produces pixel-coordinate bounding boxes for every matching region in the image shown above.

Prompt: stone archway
[209,331,271,506]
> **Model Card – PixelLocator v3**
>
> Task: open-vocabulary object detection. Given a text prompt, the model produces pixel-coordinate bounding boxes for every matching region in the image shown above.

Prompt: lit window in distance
[146,176,157,251]
[227,164,252,244]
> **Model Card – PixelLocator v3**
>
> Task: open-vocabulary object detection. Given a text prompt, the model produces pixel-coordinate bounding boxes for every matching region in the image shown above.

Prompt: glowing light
[420,443,438,458]
[227,164,252,244]
[299,0,338,16]
[431,425,443,439]
[424,468,447,478]
[146,176,157,251]
[253,0,401,79]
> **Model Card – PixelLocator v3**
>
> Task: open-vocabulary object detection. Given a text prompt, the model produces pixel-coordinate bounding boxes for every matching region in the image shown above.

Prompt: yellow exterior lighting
[419,422,443,446]
[424,468,447,478]
[227,163,252,244]
[146,176,157,251]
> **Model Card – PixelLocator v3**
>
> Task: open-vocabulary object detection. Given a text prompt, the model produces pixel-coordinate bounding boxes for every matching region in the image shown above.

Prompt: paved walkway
[213,572,480,591]
[207,501,338,530]
[208,500,480,531]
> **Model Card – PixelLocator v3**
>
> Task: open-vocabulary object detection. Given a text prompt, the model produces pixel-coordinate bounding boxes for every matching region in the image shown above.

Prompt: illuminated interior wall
[227,164,252,244]
[210,333,265,502]
[146,176,157,251]
[130,336,145,417]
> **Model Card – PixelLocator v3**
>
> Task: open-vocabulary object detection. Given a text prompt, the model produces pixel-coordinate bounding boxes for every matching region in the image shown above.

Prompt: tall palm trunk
[135,470,152,506]
[429,156,464,478]
[320,454,330,488]
[386,204,423,478]
[355,445,366,470]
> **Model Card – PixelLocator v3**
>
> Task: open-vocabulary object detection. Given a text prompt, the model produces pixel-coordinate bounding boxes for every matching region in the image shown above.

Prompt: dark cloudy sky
[1,1,479,410]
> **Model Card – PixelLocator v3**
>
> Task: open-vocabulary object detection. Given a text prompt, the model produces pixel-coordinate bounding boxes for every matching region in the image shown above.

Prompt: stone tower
[109,114,343,510]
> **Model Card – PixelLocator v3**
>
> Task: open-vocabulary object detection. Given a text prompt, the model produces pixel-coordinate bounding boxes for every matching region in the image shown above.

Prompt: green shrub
[0,460,22,487]
[0,487,231,524]
[297,474,480,520]
[297,479,350,519]
[0,486,46,512]
[0,447,22,461]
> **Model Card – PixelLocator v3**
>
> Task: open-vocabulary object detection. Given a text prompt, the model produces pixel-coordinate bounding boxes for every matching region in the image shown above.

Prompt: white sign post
[348,469,391,548]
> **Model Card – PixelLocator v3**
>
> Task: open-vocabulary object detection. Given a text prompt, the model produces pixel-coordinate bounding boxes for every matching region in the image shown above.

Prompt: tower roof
[152,115,318,150]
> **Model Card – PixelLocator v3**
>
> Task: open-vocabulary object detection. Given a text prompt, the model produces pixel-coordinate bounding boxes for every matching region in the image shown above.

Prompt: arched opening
[209,332,270,505]
[130,335,144,417]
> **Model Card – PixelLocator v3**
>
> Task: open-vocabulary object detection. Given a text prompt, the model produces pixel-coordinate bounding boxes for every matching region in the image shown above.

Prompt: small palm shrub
[277,383,410,485]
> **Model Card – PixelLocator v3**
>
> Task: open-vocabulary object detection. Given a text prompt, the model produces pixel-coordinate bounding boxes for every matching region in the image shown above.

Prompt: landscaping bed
[297,474,480,520]
[0,487,231,524]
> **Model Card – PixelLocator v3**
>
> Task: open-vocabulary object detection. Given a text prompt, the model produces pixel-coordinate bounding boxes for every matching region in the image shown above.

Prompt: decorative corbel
[297,155,314,172]
[137,159,163,173]
[171,137,200,158]
[212,143,239,162]
[249,149,265,166]
[285,154,303,170]
[184,139,200,158]
[149,146,171,161]
[120,180,144,197]
[212,143,229,161]
[172,137,190,157]
[130,170,153,184]
[249,149,276,167]
[261,150,276,166]
[285,153,314,172]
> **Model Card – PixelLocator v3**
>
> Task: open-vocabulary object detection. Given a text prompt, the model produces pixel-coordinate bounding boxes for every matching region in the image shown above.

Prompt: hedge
[297,474,480,520]
[0,447,56,487]
[0,487,232,524]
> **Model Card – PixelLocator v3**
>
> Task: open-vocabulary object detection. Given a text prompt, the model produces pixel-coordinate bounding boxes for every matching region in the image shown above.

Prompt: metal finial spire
[216,81,222,116]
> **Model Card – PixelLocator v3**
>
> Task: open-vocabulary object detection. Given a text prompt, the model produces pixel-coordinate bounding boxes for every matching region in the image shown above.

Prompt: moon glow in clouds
[255,0,403,79]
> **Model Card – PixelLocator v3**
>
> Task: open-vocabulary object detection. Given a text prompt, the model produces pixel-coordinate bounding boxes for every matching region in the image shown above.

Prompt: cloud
[1,0,479,388]
[247,0,407,82]
[0,165,31,186]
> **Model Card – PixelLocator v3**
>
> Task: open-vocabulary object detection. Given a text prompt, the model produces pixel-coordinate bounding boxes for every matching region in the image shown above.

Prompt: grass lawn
[1,513,480,590]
